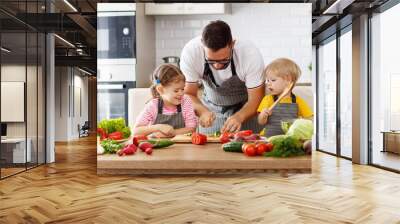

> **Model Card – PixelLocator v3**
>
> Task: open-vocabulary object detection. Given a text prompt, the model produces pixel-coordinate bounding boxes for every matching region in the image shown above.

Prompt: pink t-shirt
[134,95,198,128]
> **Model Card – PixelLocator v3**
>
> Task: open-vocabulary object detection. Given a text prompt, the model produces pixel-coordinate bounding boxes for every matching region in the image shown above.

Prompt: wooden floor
[1,136,400,224]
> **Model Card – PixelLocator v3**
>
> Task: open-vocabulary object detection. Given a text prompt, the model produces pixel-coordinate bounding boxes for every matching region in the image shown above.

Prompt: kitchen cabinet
[145,3,230,15]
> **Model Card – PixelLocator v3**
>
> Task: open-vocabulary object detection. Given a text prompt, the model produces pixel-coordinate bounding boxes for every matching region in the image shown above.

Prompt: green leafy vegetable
[281,120,293,134]
[264,135,305,157]
[98,117,131,139]
[100,139,123,154]
[121,126,131,139]
[286,119,313,140]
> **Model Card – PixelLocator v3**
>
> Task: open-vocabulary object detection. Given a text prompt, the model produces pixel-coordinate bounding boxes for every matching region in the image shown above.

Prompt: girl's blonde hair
[264,58,301,83]
[150,64,186,98]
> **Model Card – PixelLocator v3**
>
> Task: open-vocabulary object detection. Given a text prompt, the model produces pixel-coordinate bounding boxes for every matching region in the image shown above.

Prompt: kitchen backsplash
[154,3,312,83]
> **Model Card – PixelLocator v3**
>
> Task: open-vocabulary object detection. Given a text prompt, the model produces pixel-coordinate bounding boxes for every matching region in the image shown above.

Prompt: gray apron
[199,53,262,134]
[153,99,185,129]
[263,93,299,137]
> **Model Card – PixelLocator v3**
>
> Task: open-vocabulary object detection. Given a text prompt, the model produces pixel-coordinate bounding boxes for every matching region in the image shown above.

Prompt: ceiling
[0,0,392,75]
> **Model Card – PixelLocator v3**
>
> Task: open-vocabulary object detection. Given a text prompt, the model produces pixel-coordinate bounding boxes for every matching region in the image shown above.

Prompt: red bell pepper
[237,130,253,136]
[220,132,233,143]
[191,133,207,145]
[97,128,104,135]
[108,131,123,140]
[97,128,108,140]
[234,130,253,139]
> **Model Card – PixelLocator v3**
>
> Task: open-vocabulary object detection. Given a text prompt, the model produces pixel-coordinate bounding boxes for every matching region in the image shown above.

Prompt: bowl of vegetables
[97,118,131,145]
[97,118,132,155]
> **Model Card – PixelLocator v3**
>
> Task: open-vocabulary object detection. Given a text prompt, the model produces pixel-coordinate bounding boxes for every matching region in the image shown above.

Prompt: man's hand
[221,114,243,133]
[199,110,216,127]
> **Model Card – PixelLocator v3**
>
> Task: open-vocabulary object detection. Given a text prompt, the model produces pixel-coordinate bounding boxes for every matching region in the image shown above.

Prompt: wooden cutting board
[171,134,221,143]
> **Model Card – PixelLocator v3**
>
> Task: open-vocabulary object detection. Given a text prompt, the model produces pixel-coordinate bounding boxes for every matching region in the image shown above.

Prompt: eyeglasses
[204,48,233,67]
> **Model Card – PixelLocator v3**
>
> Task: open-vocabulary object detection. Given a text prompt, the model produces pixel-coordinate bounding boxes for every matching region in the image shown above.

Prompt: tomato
[255,143,268,155]
[265,143,274,152]
[244,145,257,157]
[242,143,257,156]
[133,135,148,146]
[192,133,207,145]
[219,132,233,143]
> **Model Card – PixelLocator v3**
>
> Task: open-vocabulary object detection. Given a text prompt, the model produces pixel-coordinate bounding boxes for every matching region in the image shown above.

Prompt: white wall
[153,3,312,83]
[1,65,38,137]
[54,67,89,141]
[136,3,156,88]
[1,63,46,163]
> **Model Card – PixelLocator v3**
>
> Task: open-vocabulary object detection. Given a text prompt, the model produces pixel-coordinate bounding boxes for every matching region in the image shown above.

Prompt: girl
[133,64,197,138]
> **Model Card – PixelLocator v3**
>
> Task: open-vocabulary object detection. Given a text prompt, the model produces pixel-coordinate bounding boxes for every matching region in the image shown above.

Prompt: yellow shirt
[257,94,313,118]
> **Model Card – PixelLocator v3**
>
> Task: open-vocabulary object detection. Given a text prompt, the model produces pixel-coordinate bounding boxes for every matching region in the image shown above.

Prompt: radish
[118,144,137,156]
[117,149,124,156]
[145,147,153,155]
[139,142,153,151]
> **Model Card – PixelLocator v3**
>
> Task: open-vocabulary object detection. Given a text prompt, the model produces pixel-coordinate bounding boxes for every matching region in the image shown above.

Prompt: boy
[257,58,313,137]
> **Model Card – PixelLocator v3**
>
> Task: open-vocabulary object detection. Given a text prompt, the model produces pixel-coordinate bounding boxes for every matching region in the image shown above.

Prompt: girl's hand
[151,131,171,138]
[157,124,174,136]
[199,110,216,127]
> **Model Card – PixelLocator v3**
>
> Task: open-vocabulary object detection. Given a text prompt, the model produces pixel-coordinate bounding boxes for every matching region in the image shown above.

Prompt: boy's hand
[260,108,272,118]
[157,124,174,136]
[258,108,272,125]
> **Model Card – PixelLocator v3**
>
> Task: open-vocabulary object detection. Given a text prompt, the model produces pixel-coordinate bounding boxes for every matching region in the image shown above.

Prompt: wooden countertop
[97,143,311,175]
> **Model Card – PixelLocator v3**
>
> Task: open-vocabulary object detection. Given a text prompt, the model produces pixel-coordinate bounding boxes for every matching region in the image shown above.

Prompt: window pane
[1,18,28,177]
[371,4,400,171]
[340,29,352,158]
[318,37,337,154]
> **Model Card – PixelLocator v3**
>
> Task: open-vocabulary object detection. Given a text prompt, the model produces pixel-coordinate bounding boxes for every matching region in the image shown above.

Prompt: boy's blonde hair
[264,58,301,83]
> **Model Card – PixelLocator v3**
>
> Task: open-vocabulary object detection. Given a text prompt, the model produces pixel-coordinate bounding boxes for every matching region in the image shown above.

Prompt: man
[181,20,265,134]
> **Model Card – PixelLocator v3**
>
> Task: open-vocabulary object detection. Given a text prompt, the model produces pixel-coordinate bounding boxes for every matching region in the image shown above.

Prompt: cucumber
[146,139,174,149]
[222,141,244,153]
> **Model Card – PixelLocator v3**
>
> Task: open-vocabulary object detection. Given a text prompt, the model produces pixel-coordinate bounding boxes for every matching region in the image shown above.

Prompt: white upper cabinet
[145,3,230,15]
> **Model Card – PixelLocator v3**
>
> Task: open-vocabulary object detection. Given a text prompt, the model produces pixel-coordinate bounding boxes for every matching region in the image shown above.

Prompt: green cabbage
[281,120,293,134]
[286,119,313,140]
